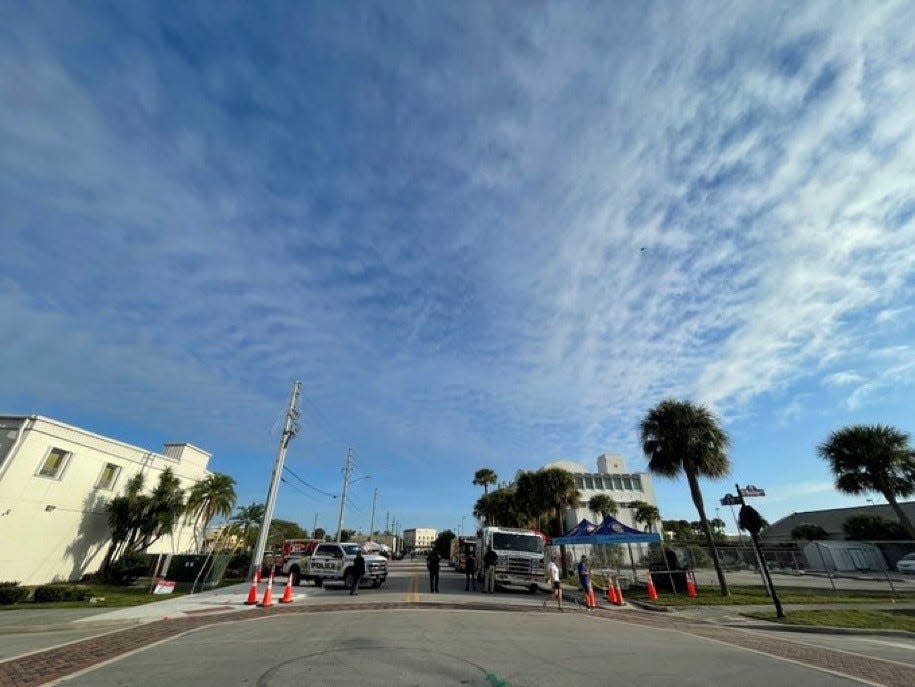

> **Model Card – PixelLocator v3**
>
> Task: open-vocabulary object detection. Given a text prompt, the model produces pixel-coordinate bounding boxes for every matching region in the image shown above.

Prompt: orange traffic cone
[244,570,261,605]
[279,573,294,603]
[614,578,624,606]
[606,578,618,605]
[259,569,275,607]
[646,574,658,601]
[686,574,698,598]
[588,590,596,609]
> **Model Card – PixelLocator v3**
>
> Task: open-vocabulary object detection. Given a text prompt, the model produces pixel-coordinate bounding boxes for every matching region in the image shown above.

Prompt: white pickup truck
[291,542,388,589]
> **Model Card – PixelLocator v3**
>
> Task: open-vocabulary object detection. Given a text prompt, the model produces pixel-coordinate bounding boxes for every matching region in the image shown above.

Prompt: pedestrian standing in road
[548,554,562,610]
[465,551,477,591]
[483,545,498,594]
[427,549,441,592]
[577,555,594,610]
[351,549,366,595]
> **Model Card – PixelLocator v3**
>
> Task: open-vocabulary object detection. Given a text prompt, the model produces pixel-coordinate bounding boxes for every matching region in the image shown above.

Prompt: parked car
[896,553,915,574]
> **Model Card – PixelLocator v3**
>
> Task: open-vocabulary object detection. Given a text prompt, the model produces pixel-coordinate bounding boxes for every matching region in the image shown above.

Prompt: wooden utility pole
[247,381,301,582]
[334,449,354,541]
[369,488,378,541]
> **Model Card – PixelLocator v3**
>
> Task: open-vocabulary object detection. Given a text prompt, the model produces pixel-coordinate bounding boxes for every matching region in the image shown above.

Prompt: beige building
[403,527,437,552]
[0,415,213,584]
[541,453,659,532]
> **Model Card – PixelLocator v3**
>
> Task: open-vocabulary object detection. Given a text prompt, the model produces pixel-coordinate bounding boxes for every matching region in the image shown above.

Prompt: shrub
[33,585,92,603]
[225,552,252,579]
[108,551,151,586]
[0,581,30,605]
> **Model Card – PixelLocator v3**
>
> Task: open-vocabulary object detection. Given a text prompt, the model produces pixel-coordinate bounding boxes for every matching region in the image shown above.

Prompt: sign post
[736,483,784,618]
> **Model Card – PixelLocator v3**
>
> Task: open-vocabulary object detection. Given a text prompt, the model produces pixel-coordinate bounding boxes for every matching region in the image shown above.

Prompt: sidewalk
[0,583,273,664]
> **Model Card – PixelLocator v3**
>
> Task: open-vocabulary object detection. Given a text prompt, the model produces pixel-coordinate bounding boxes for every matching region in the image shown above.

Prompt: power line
[280,477,331,504]
[282,465,337,499]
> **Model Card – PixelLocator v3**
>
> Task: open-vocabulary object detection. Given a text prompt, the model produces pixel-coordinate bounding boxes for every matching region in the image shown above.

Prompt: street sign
[720,493,741,506]
[738,485,766,498]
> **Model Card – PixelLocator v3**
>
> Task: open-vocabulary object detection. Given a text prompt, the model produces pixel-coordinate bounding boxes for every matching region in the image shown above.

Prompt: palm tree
[641,399,731,596]
[473,468,498,495]
[535,467,580,576]
[474,488,525,528]
[515,470,548,530]
[588,494,618,520]
[631,501,661,532]
[231,502,266,549]
[818,424,915,539]
[186,473,237,551]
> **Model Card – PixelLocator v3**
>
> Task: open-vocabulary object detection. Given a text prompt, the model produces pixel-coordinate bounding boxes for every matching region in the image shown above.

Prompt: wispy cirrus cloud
[1,2,915,519]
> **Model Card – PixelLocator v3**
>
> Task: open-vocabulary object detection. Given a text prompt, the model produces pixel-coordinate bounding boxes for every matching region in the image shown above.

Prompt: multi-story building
[0,415,213,584]
[540,453,660,566]
[543,453,659,532]
[402,527,437,552]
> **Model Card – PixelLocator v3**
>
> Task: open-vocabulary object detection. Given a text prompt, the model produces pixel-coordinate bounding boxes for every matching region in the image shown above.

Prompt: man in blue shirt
[577,555,594,610]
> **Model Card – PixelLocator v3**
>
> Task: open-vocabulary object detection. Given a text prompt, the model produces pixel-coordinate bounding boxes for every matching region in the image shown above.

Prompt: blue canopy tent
[550,518,597,545]
[553,515,661,545]
[552,516,663,586]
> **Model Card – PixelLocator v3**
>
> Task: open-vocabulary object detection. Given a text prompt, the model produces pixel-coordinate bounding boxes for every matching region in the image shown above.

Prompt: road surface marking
[403,572,420,602]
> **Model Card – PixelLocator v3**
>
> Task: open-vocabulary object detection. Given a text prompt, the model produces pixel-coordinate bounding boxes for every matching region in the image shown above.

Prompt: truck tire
[343,568,355,591]
[313,577,323,587]
[289,567,301,586]
[528,584,539,594]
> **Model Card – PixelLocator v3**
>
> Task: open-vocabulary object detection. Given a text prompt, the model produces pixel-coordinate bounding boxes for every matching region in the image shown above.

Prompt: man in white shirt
[548,554,562,611]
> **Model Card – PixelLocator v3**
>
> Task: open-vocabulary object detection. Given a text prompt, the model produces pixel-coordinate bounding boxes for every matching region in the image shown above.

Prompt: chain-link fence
[549,539,915,596]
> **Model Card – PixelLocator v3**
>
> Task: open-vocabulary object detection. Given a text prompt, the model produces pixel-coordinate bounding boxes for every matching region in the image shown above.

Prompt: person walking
[577,555,594,610]
[483,545,498,594]
[548,554,563,611]
[351,549,366,595]
[427,549,441,593]
[465,550,477,591]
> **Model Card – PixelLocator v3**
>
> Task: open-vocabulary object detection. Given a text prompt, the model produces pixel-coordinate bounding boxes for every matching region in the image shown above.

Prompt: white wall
[0,416,211,585]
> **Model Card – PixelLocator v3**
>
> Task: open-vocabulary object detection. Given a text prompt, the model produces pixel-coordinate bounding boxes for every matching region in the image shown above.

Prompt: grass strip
[626,584,914,606]
[743,608,915,632]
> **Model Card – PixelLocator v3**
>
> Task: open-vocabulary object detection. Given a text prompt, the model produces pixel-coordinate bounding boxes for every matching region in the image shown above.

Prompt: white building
[0,415,213,584]
[403,527,437,552]
[542,453,659,531]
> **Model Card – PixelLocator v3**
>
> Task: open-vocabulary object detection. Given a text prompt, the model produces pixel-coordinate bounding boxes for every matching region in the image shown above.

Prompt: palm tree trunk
[685,469,730,596]
[883,490,915,539]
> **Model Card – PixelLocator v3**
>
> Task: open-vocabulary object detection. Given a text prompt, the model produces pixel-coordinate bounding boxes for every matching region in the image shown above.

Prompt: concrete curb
[626,599,675,613]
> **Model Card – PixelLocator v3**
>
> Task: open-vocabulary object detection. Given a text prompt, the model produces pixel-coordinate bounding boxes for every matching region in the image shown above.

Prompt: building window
[583,476,594,490]
[37,448,71,479]
[96,463,122,490]
[601,476,613,489]
[613,476,623,490]
[631,475,642,491]
[575,476,584,488]
[623,476,633,490]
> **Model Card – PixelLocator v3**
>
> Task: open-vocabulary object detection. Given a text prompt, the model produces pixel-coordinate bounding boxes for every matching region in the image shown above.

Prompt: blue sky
[2,2,915,536]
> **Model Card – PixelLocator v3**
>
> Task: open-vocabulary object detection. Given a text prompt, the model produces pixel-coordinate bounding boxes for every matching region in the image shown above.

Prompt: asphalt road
[56,608,864,686]
[7,562,914,686]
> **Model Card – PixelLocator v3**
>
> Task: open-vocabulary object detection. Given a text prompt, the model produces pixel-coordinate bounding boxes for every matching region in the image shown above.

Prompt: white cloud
[824,371,865,387]
[1,2,915,478]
